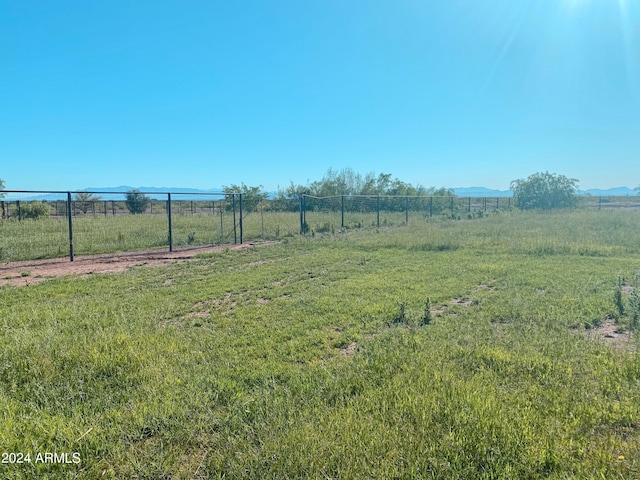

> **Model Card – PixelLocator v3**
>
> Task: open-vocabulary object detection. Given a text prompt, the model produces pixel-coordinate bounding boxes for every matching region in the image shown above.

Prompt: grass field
[0,211,302,262]
[1,210,640,478]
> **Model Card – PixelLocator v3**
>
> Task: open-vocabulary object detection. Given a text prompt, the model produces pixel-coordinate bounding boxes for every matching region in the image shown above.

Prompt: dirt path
[0,242,275,287]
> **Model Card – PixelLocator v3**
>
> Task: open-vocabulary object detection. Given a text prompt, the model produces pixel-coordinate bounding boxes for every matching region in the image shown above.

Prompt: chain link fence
[1,190,639,262]
[0,191,300,262]
[299,194,640,234]
[300,195,516,233]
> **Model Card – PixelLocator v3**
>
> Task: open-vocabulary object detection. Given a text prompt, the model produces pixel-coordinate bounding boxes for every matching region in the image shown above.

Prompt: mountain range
[9,185,639,201]
[450,186,638,197]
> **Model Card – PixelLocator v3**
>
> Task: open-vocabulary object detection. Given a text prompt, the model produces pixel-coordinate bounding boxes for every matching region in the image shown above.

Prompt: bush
[74,192,101,214]
[20,201,50,219]
[511,172,578,210]
[125,190,151,214]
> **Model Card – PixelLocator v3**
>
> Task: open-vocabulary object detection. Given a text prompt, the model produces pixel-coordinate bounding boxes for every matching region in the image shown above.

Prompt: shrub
[20,201,50,219]
[74,192,102,214]
[125,190,151,214]
[614,276,625,318]
[511,172,578,210]
[421,297,433,325]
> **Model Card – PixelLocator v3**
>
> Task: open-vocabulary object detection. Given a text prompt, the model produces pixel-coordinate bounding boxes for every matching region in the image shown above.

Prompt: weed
[421,297,433,325]
[614,276,625,318]
[393,301,409,325]
[630,273,640,331]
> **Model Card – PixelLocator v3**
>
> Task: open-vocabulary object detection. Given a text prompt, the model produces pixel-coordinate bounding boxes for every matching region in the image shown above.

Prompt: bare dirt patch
[340,342,358,356]
[0,242,275,287]
[452,297,474,306]
[582,318,634,351]
[431,296,476,316]
[474,281,497,292]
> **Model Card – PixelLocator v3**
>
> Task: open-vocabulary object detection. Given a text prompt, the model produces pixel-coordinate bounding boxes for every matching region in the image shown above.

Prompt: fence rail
[1,190,639,262]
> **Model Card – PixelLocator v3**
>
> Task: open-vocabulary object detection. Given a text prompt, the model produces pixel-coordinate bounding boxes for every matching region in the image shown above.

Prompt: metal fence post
[220,200,224,239]
[232,194,237,244]
[167,193,173,252]
[377,195,380,228]
[239,193,243,244]
[405,197,409,225]
[341,195,345,228]
[468,197,471,213]
[16,201,21,221]
[299,195,304,235]
[67,192,74,261]
[430,196,433,218]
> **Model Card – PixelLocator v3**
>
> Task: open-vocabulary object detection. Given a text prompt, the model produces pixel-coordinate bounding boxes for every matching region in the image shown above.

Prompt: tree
[0,178,5,199]
[74,192,102,214]
[222,183,268,213]
[510,172,579,210]
[125,189,151,214]
[273,182,307,211]
[308,167,369,196]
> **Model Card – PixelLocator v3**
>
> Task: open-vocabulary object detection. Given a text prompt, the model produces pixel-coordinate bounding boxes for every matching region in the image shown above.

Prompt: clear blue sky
[1,0,639,192]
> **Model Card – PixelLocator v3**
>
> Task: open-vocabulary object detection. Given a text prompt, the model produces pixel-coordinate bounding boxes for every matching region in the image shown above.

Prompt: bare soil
[0,242,275,288]
[584,318,634,351]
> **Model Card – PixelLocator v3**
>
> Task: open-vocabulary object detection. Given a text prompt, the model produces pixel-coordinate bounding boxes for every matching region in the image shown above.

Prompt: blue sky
[1,0,639,192]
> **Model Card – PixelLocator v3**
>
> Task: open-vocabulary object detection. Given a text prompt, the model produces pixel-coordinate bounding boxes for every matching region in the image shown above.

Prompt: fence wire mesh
[1,190,639,262]
[0,193,69,261]
[300,195,516,233]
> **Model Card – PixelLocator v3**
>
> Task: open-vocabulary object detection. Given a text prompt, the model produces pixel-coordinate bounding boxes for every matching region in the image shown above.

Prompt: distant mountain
[451,186,638,197]
[14,186,227,201]
[13,185,639,202]
[578,187,637,196]
[80,186,226,200]
[451,187,513,197]
[84,186,225,193]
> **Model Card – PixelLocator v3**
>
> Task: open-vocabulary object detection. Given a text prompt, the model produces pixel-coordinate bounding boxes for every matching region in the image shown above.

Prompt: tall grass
[0,211,301,261]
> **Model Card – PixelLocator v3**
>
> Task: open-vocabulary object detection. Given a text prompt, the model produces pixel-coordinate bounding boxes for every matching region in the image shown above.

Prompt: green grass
[1,210,640,478]
[0,211,301,261]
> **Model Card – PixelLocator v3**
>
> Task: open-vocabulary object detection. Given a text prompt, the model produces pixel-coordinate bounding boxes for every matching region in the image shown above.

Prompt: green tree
[125,189,151,214]
[223,183,268,213]
[510,172,579,210]
[0,178,5,199]
[74,192,102,214]
[274,182,307,211]
[308,167,369,196]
